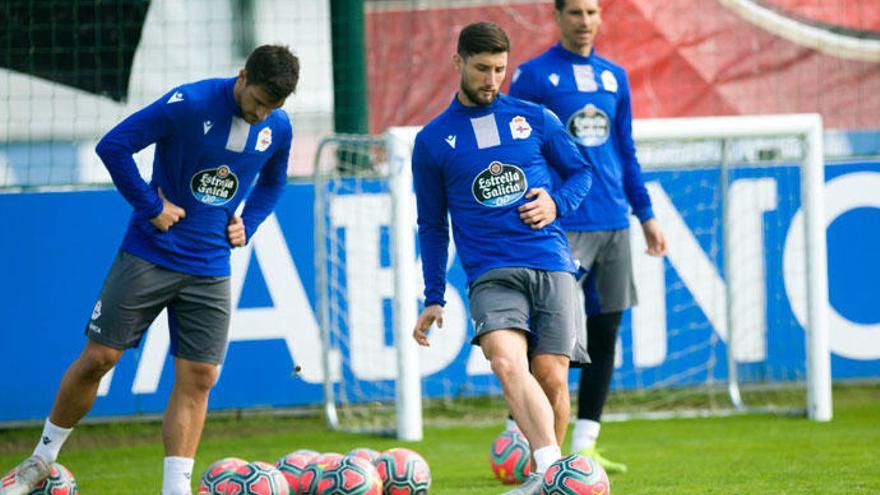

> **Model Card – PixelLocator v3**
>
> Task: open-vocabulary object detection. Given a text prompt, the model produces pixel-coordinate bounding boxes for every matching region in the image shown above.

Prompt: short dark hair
[457,22,510,59]
[244,45,300,101]
[555,0,600,11]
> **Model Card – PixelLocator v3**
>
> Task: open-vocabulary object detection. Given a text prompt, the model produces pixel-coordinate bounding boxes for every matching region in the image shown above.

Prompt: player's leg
[162,357,218,494]
[574,311,622,444]
[47,339,124,427]
[480,330,557,452]
[571,229,635,473]
[470,268,560,495]
[0,251,178,495]
[531,354,570,447]
[528,269,584,449]
[481,330,559,495]
[160,274,230,495]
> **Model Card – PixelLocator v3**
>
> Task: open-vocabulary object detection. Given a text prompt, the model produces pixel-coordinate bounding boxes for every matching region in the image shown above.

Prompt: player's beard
[461,80,497,107]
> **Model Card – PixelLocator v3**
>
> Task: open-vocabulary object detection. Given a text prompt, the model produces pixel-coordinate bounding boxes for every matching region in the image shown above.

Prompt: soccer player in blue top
[411,22,594,495]
[509,0,669,474]
[0,45,300,495]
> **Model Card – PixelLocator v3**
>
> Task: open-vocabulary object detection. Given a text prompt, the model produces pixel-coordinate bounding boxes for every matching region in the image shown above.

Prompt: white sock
[32,418,73,463]
[571,419,601,453]
[532,445,562,474]
[162,456,194,495]
[505,417,519,432]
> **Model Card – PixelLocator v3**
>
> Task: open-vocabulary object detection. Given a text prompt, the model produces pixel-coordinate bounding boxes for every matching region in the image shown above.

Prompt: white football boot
[0,455,51,495]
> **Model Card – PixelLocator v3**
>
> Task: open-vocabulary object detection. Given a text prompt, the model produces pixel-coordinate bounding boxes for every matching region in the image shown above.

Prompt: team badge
[471,161,528,207]
[255,127,272,152]
[509,116,532,140]
[567,103,610,147]
[549,73,560,87]
[601,70,618,92]
[190,165,239,205]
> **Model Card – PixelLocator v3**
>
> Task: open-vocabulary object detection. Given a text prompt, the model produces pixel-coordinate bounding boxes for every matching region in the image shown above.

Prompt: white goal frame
[632,113,832,421]
[316,114,832,439]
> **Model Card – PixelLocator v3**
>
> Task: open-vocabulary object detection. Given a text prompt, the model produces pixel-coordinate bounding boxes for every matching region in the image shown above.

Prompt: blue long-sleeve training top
[95,77,292,276]
[413,93,594,307]
[509,43,654,231]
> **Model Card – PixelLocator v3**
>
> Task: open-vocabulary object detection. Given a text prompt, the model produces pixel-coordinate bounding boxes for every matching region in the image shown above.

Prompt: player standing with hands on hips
[510,0,668,474]
[0,45,299,495]
[411,22,595,495]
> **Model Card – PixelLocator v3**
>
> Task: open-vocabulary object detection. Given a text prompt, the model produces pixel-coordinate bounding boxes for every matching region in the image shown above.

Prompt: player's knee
[181,363,218,394]
[490,355,523,383]
[78,344,121,380]
[533,364,567,393]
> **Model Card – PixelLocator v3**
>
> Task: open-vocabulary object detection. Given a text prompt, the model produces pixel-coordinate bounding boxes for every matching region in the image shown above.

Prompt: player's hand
[227,215,246,247]
[518,188,557,230]
[642,218,668,256]
[413,304,444,347]
[150,187,186,232]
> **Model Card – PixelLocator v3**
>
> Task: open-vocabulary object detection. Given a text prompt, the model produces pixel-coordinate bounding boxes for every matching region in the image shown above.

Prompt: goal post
[312,131,423,440]
[632,113,831,421]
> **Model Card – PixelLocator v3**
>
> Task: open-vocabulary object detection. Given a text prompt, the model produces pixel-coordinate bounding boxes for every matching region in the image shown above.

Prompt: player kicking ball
[411,22,595,495]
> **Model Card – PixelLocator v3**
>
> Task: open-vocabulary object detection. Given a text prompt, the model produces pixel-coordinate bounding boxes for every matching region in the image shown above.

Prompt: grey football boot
[500,472,543,495]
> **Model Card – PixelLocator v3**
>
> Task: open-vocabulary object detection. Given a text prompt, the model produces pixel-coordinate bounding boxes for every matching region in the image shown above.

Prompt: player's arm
[615,73,667,255]
[412,134,450,346]
[541,108,594,218]
[95,90,184,228]
[236,123,291,246]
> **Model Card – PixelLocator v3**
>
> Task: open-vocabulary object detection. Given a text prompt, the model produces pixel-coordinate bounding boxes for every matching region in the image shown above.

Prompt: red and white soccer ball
[222,461,290,495]
[489,429,531,484]
[26,462,77,495]
[200,457,248,495]
[541,455,610,495]
[298,453,344,495]
[373,448,431,495]
[346,448,381,464]
[308,455,382,495]
[276,450,319,495]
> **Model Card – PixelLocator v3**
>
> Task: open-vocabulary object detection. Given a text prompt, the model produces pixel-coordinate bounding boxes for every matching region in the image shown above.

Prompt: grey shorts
[86,250,231,364]
[567,229,637,315]
[468,267,589,364]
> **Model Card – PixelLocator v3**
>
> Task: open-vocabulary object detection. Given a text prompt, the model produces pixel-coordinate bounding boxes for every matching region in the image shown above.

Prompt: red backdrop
[366,0,880,132]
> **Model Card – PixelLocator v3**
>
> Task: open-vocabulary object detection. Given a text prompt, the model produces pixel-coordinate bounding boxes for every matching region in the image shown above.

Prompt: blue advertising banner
[1,162,878,422]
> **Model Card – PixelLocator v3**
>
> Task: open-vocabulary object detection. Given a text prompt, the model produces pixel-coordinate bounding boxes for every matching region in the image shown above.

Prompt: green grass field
[1,383,878,494]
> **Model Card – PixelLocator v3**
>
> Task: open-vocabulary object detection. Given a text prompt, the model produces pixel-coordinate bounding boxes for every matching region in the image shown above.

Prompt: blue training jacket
[509,43,653,231]
[413,93,593,307]
[95,77,291,276]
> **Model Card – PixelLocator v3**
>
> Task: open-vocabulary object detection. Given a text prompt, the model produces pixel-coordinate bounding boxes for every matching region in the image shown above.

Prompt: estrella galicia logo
[471,161,528,207]
[190,165,239,205]
[567,103,610,147]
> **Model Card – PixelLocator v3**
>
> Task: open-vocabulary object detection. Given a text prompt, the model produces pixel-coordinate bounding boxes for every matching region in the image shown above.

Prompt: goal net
[315,115,832,439]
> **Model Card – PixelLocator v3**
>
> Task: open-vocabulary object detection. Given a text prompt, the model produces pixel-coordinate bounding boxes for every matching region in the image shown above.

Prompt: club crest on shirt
[255,127,272,152]
[471,161,528,207]
[567,103,610,147]
[509,116,532,139]
[190,165,239,205]
[601,70,618,93]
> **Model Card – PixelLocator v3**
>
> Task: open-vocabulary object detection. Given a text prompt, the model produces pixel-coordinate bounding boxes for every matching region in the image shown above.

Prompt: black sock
[577,311,623,421]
